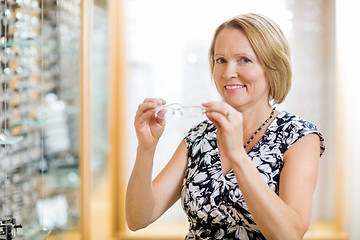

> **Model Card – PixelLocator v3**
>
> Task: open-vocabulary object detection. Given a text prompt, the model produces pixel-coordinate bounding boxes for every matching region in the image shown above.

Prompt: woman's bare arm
[125,140,188,231]
[232,134,320,240]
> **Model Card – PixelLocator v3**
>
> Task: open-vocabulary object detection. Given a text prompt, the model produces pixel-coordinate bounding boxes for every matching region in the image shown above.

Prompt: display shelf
[16,228,52,240]
[1,40,41,48]
[32,229,52,240]
[0,132,24,145]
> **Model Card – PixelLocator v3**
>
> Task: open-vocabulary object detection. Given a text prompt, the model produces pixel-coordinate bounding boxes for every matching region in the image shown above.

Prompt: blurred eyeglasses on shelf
[155,103,205,119]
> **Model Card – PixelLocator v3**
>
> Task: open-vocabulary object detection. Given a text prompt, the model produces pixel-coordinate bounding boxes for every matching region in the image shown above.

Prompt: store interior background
[0,0,359,239]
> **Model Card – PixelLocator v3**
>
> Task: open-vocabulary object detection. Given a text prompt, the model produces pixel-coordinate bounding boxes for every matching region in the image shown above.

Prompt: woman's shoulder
[273,110,318,132]
[271,110,325,155]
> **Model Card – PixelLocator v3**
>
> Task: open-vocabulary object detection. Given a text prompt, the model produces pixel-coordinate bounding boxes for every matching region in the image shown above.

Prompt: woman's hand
[202,101,247,162]
[134,98,167,149]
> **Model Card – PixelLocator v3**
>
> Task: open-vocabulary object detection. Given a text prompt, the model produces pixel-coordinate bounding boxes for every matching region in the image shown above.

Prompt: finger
[143,98,166,105]
[203,101,234,122]
[155,113,166,127]
[203,101,230,116]
[135,106,160,128]
[136,99,166,119]
[205,111,229,129]
[155,108,168,119]
[135,102,156,120]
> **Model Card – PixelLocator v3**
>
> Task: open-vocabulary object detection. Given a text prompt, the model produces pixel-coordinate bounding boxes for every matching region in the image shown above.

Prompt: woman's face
[212,28,269,111]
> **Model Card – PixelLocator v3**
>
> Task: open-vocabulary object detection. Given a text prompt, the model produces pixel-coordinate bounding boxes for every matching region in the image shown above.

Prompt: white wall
[336,1,360,239]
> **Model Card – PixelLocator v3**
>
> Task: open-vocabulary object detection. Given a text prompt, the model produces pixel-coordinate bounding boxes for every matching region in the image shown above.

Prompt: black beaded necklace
[243,107,276,148]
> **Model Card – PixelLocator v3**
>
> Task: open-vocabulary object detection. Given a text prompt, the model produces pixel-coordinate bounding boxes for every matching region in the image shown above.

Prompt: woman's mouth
[224,84,246,91]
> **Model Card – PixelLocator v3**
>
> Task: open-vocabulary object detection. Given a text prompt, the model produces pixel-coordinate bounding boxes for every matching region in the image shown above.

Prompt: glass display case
[1,0,81,238]
[1,0,116,239]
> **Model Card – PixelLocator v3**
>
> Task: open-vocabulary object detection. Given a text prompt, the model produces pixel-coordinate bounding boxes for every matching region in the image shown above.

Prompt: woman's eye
[215,58,226,64]
[240,57,251,64]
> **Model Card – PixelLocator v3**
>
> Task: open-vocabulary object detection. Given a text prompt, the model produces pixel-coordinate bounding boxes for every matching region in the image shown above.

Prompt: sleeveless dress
[181,110,325,240]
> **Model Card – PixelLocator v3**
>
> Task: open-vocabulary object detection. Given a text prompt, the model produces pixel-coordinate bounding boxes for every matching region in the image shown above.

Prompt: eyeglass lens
[155,104,205,119]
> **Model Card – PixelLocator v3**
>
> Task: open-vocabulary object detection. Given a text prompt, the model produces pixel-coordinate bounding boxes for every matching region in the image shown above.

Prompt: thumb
[155,115,166,127]
[206,111,221,129]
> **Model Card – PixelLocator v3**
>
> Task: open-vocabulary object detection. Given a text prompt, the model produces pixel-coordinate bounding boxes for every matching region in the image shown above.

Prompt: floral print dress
[181,110,325,240]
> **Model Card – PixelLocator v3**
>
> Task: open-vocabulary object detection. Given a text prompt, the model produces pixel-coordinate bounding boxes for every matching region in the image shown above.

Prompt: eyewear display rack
[0,0,80,239]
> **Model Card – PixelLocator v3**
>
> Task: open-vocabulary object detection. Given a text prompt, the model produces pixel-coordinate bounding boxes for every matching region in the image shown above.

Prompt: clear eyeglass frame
[155,103,206,119]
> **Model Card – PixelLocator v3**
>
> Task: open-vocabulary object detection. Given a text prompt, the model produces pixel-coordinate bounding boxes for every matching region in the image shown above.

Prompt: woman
[126,13,325,240]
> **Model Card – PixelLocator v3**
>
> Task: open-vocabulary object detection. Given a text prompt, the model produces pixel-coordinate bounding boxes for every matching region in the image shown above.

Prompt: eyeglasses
[155,103,206,119]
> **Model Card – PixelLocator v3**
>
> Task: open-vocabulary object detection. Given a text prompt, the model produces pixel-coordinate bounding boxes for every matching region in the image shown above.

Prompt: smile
[224,85,246,90]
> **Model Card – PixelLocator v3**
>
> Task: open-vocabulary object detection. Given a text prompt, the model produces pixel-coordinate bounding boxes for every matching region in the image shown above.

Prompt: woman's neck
[241,103,274,139]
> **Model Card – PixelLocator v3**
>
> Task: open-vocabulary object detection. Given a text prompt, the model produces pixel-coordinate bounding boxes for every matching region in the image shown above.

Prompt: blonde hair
[209,13,292,104]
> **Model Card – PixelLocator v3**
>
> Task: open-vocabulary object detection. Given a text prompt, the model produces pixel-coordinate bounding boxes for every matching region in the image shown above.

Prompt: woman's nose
[222,62,238,80]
